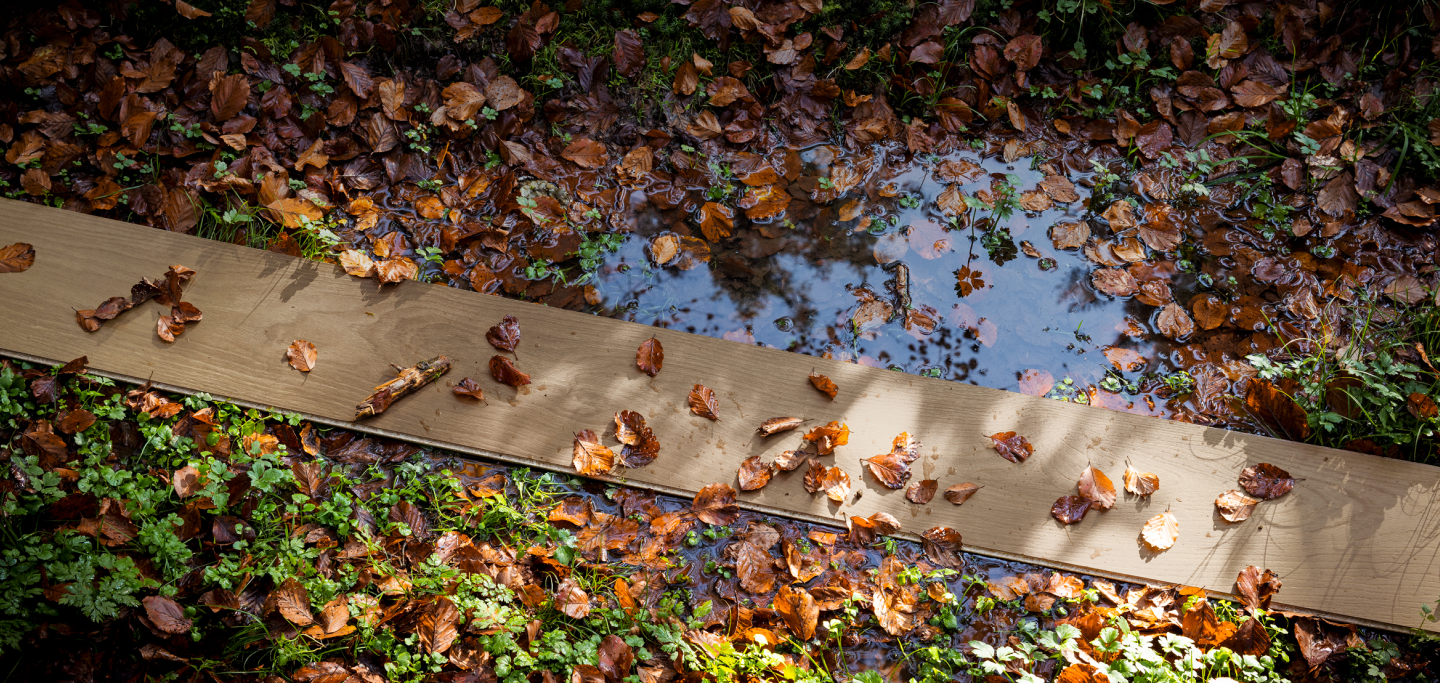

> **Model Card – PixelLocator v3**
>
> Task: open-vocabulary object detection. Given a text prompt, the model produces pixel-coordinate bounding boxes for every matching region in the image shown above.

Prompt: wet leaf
[613,29,644,78]
[989,431,1033,463]
[338,250,377,278]
[698,202,734,242]
[0,242,35,272]
[848,511,901,544]
[1092,268,1138,297]
[554,578,591,618]
[921,526,963,568]
[614,411,645,445]
[774,586,818,640]
[572,430,615,475]
[636,337,663,377]
[286,340,317,372]
[687,384,720,420]
[1039,176,1079,203]
[1018,369,1054,396]
[1103,347,1145,372]
[562,138,608,168]
[417,598,460,654]
[453,378,486,401]
[1051,496,1091,524]
[484,75,524,111]
[1141,511,1179,550]
[737,455,774,491]
[1238,463,1295,499]
[157,315,186,343]
[944,482,982,505]
[1102,200,1136,229]
[489,355,531,387]
[1077,466,1116,509]
[1236,566,1282,610]
[758,417,805,435]
[598,635,634,683]
[692,483,739,525]
[906,479,938,504]
[274,578,314,625]
[486,315,521,352]
[863,439,918,489]
[808,371,839,399]
[143,595,192,634]
[1191,293,1227,330]
[1408,392,1439,420]
[1122,463,1159,496]
[649,235,679,266]
[1155,302,1195,341]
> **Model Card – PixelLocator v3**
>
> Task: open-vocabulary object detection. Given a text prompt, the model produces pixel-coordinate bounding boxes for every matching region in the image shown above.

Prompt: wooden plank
[1,198,1437,632]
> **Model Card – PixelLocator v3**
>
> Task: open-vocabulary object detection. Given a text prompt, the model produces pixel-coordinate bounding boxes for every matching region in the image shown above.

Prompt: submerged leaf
[693,483,739,525]
[572,430,615,475]
[774,586,818,640]
[920,527,963,568]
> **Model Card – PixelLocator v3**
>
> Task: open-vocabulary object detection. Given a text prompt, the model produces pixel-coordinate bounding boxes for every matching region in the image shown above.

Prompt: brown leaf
[687,384,720,420]
[617,416,660,468]
[989,431,1033,463]
[1092,268,1139,297]
[755,417,804,436]
[453,378,486,401]
[672,60,699,95]
[598,635,634,683]
[692,483,739,525]
[338,250,377,278]
[636,337,663,377]
[0,242,36,272]
[1231,80,1279,108]
[417,598,460,654]
[1235,566,1282,610]
[803,460,851,503]
[484,75,524,111]
[1408,392,1439,420]
[698,202,734,242]
[562,138,608,168]
[737,455,775,491]
[802,421,849,454]
[774,449,810,471]
[489,355,531,387]
[291,662,349,683]
[613,410,645,445]
[1156,302,1195,341]
[848,511,901,544]
[921,526,963,568]
[943,482,982,505]
[863,448,915,489]
[572,430,615,475]
[172,465,202,499]
[157,315,186,343]
[374,256,417,284]
[554,578,591,618]
[613,29,645,78]
[1039,176,1079,203]
[286,340,317,372]
[1051,495,1091,524]
[144,595,193,634]
[1215,489,1260,522]
[1238,463,1295,499]
[210,74,249,121]
[808,371,839,399]
[486,314,521,352]
[1050,222,1090,250]
[56,408,96,435]
[773,586,818,640]
[1316,172,1358,216]
[274,578,314,625]
[175,0,212,18]
[905,479,938,504]
[1077,466,1116,509]
[1191,293,1227,330]
[1122,463,1159,496]
[1140,511,1179,550]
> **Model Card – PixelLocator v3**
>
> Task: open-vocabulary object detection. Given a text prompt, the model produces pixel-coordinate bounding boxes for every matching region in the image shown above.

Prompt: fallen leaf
[1077,466,1116,509]
[1123,463,1159,496]
[143,595,192,634]
[847,511,901,544]
[688,384,720,420]
[286,340,317,372]
[802,421,849,454]
[906,479,938,504]
[1051,495,1091,524]
[453,378,486,401]
[774,449,809,471]
[692,483,739,525]
[1235,566,1282,610]
[803,460,851,503]
[1238,463,1295,499]
[554,578,591,618]
[1141,511,1179,550]
[618,422,660,468]
[737,455,774,490]
[808,371,838,399]
[489,355,531,387]
[157,315,186,343]
[486,315,521,352]
[944,483,982,505]
[649,235,680,265]
[1156,302,1195,340]
[338,250,377,278]
[614,410,645,445]
[572,429,614,475]
[562,138,608,168]
[989,431,1033,463]
[862,432,921,489]
[636,337,663,377]
[758,417,805,435]
[920,526,963,568]
[1215,490,1261,522]
[0,242,35,272]
[773,585,818,640]
[416,598,460,654]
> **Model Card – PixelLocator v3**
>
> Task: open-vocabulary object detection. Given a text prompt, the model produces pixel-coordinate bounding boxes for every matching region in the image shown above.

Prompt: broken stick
[355,355,451,419]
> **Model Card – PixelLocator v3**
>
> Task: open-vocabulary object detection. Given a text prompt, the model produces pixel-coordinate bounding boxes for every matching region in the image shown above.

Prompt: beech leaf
[687,384,720,420]
[286,340,317,372]
[636,337,663,377]
[944,482,982,505]
[1141,511,1179,550]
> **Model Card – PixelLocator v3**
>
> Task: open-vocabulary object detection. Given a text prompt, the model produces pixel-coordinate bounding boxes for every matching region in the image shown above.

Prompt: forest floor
[3,0,1440,680]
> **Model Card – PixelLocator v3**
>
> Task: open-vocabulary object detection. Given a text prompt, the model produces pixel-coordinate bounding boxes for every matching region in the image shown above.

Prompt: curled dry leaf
[989,431,1034,463]
[486,315,520,352]
[572,429,615,475]
[862,431,921,489]
[944,483,982,505]
[758,416,805,435]
[803,459,851,503]
[286,339,318,372]
[453,377,486,401]
[1123,463,1159,496]
[737,455,774,491]
[1141,511,1179,550]
[1215,489,1261,522]
[905,479,938,504]
[1077,466,1116,510]
[1238,463,1295,499]
[774,449,809,471]
[808,371,838,399]
[635,336,664,377]
[802,421,849,454]
[489,355,531,387]
[1051,495,1091,524]
[692,483,739,525]
[0,242,35,272]
[687,384,720,420]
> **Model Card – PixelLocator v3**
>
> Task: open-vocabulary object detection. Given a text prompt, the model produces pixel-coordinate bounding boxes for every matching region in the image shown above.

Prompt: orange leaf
[285,339,318,372]
[687,384,720,420]
[1141,511,1179,550]
[636,337,663,377]
[808,371,838,399]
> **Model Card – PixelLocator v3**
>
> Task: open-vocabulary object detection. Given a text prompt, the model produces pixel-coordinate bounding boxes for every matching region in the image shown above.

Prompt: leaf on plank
[1215,489,1260,522]
[990,431,1034,463]
[687,384,720,420]
[1077,466,1116,509]
[453,378,486,401]
[737,455,775,490]
[572,429,615,475]
[809,371,838,399]
[1141,511,1179,550]
[758,417,805,435]
[1123,462,1159,496]
[943,482,982,505]
[489,355,531,387]
[286,340,317,372]
[1051,495,1091,524]
[636,336,663,376]
[1238,463,1295,499]
[905,479,938,504]
[802,421,849,455]
[486,314,521,352]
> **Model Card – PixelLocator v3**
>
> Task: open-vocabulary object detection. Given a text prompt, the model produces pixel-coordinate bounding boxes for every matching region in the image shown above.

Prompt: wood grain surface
[2,198,1438,631]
